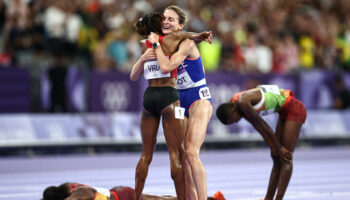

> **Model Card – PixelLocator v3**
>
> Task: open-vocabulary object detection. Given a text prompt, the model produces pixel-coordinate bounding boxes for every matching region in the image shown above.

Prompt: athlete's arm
[237,90,292,162]
[161,31,212,54]
[130,41,156,81]
[154,39,194,73]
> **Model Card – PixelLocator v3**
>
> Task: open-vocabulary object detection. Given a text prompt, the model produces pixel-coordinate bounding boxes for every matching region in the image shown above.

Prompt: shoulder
[238,89,261,103]
[181,38,195,46]
[178,38,196,51]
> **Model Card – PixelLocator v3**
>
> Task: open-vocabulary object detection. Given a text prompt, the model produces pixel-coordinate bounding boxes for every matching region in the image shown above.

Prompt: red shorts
[279,96,307,123]
[110,186,135,200]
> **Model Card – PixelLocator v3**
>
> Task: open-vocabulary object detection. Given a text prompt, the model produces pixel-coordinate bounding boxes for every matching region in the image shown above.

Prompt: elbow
[160,67,170,74]
[130,74,138,81]
[160,65,172,74]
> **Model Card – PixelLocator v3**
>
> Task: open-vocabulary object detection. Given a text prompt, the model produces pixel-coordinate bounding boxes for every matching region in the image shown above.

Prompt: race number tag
[144,60,170,79]
[175,106,185,119]
[259,109,274,116]
[258,85,280,95]
[199,87,211,100]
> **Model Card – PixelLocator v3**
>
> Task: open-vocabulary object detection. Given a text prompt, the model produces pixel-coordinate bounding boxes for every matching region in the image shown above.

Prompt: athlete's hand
[148,32,160,43]
[198,31,212,44]
[279,145,293,163]
[141,48,156,62]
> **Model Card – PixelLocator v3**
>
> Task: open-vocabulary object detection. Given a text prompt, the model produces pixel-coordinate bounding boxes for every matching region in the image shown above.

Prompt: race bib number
[144,60,170,79]
[259,109,274,116]
[175,106,185,119]
[258,85,280,95]
[199,87,211,100]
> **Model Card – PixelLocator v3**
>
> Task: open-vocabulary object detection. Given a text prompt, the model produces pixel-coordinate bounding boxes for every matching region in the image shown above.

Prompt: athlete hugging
[130,5,215,200]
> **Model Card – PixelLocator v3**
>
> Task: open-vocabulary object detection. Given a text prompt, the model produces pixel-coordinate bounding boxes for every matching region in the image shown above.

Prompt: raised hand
[198,31,212,44]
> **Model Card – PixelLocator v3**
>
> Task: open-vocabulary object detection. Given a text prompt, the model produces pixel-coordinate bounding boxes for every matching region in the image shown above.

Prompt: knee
[169,151,181,164]
[170,165,182,180]
[136,154,153,180]
[140,153,153,166]
[169,152,182,169]
[167,153,182,179]
[184,148,199,164]
[273,157,293,171]
[271,156,282,167]
[281,160,293,170]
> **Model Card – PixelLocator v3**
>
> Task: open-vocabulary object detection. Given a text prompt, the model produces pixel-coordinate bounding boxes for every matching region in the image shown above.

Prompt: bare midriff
[148,77,176,88]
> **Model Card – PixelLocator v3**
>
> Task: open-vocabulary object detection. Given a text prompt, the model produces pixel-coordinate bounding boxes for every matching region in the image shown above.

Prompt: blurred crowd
[0,0,350,74]
[0,0,350,113]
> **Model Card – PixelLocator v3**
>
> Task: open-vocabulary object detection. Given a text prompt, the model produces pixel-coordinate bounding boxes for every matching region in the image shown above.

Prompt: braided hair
[134,12,164,36]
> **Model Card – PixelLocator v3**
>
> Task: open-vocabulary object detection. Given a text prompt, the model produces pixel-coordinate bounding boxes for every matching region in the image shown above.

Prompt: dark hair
[165,5,186,25]
[42,184,70,200]
[134,12,164,36]
[216,103,235,125]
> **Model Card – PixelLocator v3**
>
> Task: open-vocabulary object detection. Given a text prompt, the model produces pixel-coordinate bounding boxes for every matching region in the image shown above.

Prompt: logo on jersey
[177,62,188,70]
[177,76,187,85]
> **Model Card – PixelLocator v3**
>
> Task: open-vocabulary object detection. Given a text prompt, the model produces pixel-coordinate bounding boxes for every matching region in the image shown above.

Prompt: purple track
[0,146,349,200]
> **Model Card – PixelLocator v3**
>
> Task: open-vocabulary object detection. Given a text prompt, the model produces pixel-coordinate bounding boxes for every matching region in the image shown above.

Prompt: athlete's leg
[161,101,186,200]
[264,118,284,200]
[275,120,302,200]
[135,109,160,200]
[181,117,198,200]
[141,194,177,200]
[183,100,212,200]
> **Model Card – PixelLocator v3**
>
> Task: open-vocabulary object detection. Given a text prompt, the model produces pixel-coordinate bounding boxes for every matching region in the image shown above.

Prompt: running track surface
[0,146,349,200]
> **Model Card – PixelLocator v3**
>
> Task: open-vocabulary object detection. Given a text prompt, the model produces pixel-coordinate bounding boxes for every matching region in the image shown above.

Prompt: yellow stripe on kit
[94,192,108,200]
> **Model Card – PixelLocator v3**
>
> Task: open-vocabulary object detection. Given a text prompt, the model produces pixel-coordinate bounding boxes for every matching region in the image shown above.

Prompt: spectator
[0,42,12,67]
[48,55,68,113]
[199,38,222,72]
[299,35,315,69]
[242,34,272,74]
[2,0,350,112]
[0,0,6,32]
[333,75,350,109]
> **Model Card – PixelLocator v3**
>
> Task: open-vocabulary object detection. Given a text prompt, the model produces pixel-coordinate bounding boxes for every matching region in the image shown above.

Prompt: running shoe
[212,190,225,200]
